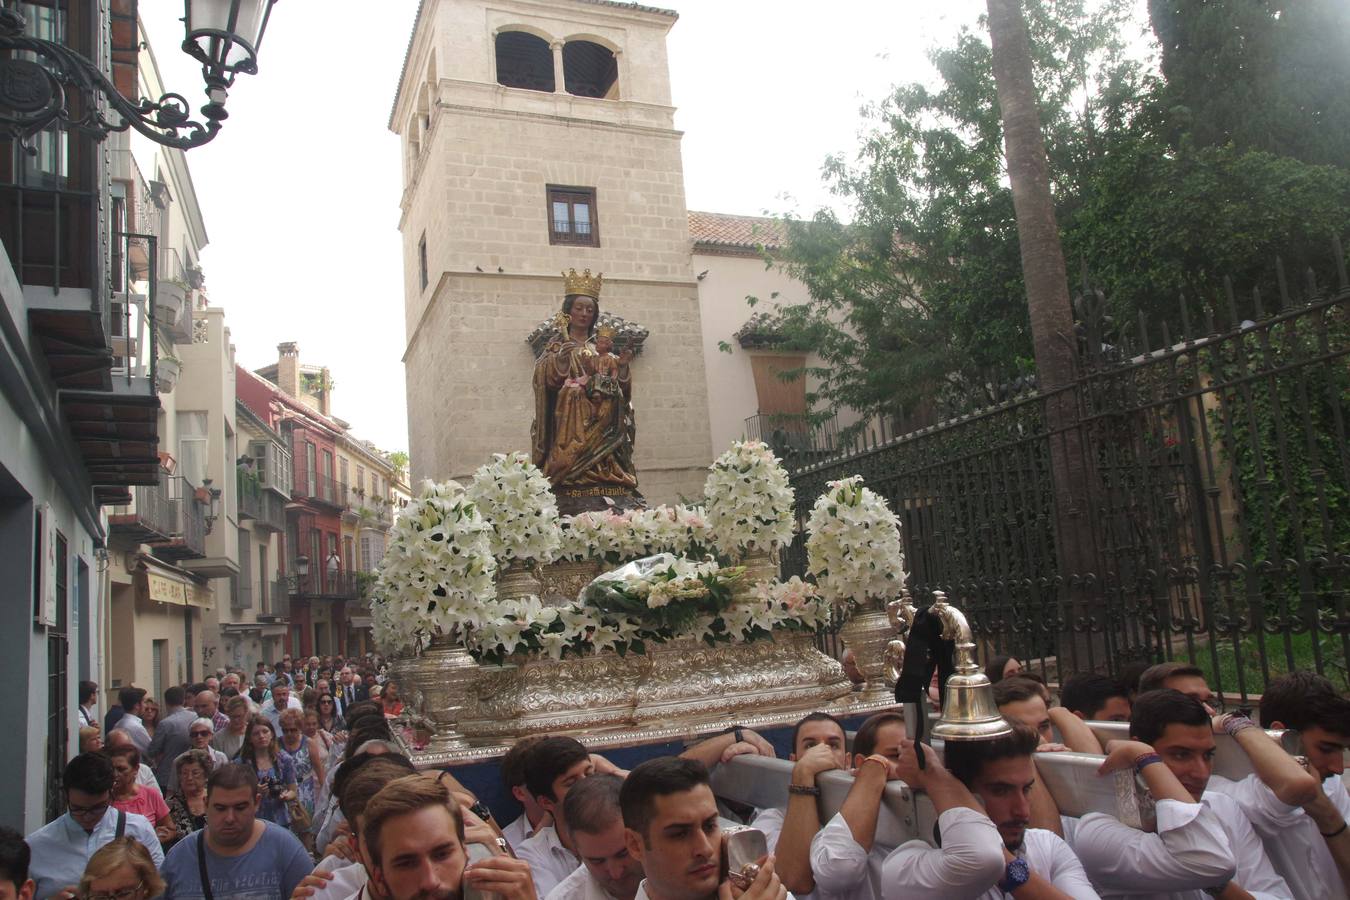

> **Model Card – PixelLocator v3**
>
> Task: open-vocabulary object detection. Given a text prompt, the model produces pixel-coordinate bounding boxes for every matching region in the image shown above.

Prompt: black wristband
[734,726,744,744]
[1322,820,1348,838]
[787,784,820,796]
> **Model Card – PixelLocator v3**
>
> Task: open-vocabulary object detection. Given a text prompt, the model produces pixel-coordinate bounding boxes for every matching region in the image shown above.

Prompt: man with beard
[1208,671,1350,899]
[620,757,786,900]
[160,763,312,899]
[547,775,642,900]
[362,775,537,900]
[1075,690,1291,899]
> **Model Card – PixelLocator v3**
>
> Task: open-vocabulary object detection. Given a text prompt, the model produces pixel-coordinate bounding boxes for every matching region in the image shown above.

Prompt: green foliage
[761,0,1349,431]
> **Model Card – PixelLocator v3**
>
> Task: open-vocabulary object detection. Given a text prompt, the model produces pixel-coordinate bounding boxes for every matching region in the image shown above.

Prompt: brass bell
[929,591,1014,742]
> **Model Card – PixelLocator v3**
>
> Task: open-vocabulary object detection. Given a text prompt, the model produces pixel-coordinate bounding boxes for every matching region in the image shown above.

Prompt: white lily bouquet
[466,451,561,564]
[369,480,498,656]
[805,475,906,607]
[556,504,715,564]
[703,440,796,558]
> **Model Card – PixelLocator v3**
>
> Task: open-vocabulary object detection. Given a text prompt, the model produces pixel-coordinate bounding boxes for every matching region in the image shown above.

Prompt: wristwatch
[999,857,1030,892]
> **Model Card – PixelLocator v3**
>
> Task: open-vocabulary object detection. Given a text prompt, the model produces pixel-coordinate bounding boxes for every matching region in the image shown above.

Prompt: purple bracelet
[1134,752,1163,773]
[1223,714,1259,737]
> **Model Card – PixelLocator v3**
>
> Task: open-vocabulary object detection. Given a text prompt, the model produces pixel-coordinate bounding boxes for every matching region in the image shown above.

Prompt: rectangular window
[322,450,335,502]
[45,530,69,821]
[259,544,270,613]
[305,443,317,497]
[177,412,209,488]
[356,466,365,498]
[418,232,428,291]
[235,528,252,609]
[546,185,599,247]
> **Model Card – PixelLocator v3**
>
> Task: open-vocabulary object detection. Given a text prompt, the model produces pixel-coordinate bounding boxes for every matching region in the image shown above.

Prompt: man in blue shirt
[25,753,163,900]
[161,763,312,900]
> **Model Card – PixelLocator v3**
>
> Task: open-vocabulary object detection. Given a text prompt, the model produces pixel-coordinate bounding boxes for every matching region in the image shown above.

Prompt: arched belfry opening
[563,40,619,99]
[495,31,555,92]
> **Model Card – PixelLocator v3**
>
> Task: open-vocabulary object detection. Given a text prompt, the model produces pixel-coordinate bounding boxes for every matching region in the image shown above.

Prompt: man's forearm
[774,793,822,894]
[1228,720,1319,807]
[1048,707,1102,754]
[920,767,984,814]
[1305,792,1350,898]
[839,760,888,850]
[679,733,735,768]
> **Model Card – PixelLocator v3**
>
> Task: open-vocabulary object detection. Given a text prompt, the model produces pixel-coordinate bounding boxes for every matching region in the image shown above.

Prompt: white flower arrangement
[805,475,906,607]
[467,555,830,665]
[465,451,561,564]
[703,441,795,557]
[369,480,498,656]
[556,504,714,564]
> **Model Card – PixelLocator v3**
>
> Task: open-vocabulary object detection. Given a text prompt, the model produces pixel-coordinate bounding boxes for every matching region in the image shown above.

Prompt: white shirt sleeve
[1072,798,1235,894]
[1205,793,1293,900]
[809,813,873,897]
[750,807,786,854]
[880,807,1004,900]
[124,812,166,868]
[1023,829,1099,900]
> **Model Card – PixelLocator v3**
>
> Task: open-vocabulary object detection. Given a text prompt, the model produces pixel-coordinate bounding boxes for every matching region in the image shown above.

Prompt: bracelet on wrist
[1133,752,1163,773]
[1222,714,1259,737]
[1322,820,1349,838]
[787,783,821,796]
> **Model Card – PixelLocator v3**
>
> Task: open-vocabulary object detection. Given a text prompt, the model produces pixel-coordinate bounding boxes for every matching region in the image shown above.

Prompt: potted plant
[155,278,191,328]
[156,355,182,393]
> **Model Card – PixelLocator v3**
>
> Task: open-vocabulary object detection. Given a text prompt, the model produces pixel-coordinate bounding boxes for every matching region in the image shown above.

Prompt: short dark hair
[64,752,115,795]
[118,687,146,711]
[1117,661,1152,698]
[524,736,590,801]
[0,826,30,890]
[852,712,905,759]
[207,762,259,797]
[343,721,394,764]
[1137,662,1206,694]
[500,736,545,792]
[1130,689,1210,744]
[791,712,846,754]
[164,685,185,707]
[79,681,98,706]
[620,756,710,841]
[984,655,1016,684]
[943,720,1041,788]
[187,682,208,696]
[1260,671,1350,734]
[1060,673,1130,719]
[106,744,141,769]
[562,772,623,835]
[343,701,384,732]
[338,754,417,824]
[993,677,1045,708]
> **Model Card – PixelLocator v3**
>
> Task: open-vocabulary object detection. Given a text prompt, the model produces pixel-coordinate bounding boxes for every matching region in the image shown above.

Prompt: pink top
[113,784,171,827]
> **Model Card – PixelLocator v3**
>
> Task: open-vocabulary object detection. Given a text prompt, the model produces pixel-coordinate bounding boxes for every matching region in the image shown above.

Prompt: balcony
[293,473,346,510]
[155,477,207,561]
[107,474,207,558]
[258,580,291,622]
[286,570,360,601]
[238,468,286,532]
[744,412,842,472]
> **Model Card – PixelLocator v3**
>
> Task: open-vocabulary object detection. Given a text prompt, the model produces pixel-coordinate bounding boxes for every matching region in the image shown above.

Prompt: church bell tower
[389,0,713,502]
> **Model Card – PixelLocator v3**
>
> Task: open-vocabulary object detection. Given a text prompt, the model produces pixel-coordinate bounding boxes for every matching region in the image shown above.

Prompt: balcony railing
[286,570,360,600]
[293,473,346,508]
[260,580,291,622]
[155,476,207,560]
[744,413,842,471]
[238,468,286,532]
[108,472,176,541]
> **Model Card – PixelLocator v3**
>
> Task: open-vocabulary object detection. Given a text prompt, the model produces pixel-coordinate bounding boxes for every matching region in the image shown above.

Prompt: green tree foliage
[763,0,1349,433]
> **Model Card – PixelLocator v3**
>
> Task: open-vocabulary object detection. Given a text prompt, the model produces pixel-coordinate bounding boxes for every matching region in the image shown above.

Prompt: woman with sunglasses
[315,692,344,734]
[187,717,229,774]
[78,836,164,900]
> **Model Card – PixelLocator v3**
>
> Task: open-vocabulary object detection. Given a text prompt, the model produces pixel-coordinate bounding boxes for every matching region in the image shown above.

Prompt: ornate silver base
[391,637,478,753]
[452,631,852,744]
[840,604,900,701]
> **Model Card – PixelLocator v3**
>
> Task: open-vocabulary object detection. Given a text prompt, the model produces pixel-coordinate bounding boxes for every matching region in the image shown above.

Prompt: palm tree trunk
[986,0,1103,672]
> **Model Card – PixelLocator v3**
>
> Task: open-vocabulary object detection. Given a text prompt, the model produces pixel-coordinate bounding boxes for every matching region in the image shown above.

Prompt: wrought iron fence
[787,253,1350,702]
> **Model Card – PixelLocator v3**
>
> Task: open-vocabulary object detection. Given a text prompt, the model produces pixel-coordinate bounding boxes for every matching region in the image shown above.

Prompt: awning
[347,616,373,629]
[135,554,211,609]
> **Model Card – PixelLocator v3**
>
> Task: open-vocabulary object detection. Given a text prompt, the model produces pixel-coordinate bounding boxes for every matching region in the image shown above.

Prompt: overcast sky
[140,1,1150,461]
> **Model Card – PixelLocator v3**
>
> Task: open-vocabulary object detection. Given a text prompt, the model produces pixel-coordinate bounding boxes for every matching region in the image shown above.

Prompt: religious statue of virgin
[531,269,644,514]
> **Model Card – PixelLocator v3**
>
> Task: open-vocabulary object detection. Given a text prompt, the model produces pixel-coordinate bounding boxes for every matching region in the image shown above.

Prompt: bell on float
[929,591,1014,742]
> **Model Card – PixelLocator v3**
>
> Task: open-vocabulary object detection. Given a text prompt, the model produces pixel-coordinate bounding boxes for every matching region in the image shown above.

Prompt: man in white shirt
[620,757,786,900]
[25,752,164,900]
[547,774,642,900]
[516,737,597,898]
[501,736,550,851]
[110,686,150,755]
[1073,689,1291,900]
[261,681,303,730]
[1208,671,1350,900]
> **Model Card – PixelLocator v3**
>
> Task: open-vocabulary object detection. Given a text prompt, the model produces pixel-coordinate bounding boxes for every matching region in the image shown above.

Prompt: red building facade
[237,366,354,657]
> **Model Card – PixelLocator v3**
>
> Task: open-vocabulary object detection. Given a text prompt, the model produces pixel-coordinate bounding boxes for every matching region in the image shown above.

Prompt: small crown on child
[596,324,618,340]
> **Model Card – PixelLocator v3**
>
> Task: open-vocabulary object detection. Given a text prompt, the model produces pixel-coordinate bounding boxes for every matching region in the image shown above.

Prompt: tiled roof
[388,0,679,130]
[688,210,787,251]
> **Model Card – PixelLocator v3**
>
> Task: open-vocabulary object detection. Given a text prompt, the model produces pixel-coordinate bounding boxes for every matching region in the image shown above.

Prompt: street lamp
[285,554,309,592]
[0,0,278,151]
